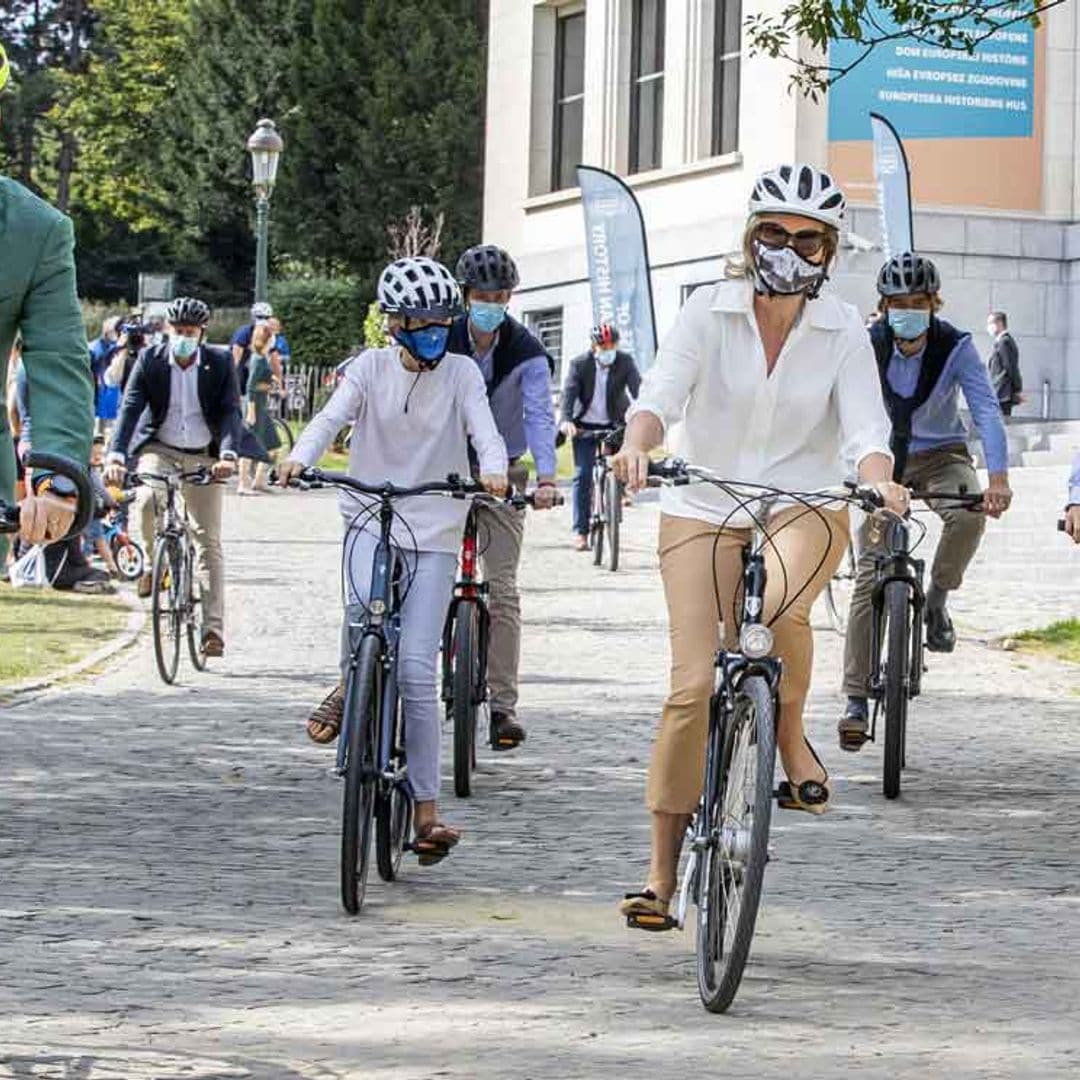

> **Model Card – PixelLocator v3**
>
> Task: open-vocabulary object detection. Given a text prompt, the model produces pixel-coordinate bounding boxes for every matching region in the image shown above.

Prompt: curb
[0,589,146,707]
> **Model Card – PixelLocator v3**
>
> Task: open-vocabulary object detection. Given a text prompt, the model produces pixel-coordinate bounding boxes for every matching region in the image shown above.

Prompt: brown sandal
[306,684,345,744]
[619,889,677,932]
[412,822,461,866]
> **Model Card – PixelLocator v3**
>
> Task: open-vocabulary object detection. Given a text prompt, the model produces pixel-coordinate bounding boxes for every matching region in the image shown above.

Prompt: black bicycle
[587,428,625,571]
[850,483,985,799]
[0,452,94,544]
[132,468,216,685]
[639,459,884,1012]
[287,466,488,915]
[441,489,563,798]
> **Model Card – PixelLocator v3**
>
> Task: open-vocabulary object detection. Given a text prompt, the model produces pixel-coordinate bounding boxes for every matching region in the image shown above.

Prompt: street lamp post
[246,118,284,305]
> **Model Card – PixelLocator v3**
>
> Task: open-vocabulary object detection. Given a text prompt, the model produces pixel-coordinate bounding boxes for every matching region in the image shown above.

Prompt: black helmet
[456,244,520,292]
[877,252,940,298]
[166,296,211,326]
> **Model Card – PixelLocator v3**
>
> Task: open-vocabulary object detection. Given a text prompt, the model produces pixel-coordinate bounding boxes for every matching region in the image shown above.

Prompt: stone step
[1019,446,1079,468]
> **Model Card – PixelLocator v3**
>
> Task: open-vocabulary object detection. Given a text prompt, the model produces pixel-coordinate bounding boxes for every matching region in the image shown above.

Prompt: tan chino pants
[648,507,849,814]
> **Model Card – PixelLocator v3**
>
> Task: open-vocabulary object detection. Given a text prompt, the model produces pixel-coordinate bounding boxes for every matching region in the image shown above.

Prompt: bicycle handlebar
[0,452,95,538]
[130,468,215,488]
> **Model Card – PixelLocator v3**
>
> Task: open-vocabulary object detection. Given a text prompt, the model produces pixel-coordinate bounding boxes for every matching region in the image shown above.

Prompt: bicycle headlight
[739,623,774,659]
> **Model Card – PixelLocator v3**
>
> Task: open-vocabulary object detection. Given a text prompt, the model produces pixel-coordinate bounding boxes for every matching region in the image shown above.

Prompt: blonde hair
[252,323,274,353]
[724,215,839,281]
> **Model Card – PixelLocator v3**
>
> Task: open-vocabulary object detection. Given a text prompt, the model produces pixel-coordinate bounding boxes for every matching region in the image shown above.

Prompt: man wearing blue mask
[448,244,559,752]
[839,252,1012,750]
[560,322,641,550]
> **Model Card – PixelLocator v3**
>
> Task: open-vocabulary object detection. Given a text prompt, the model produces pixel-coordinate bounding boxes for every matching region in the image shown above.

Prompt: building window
[552,11,586,192]
[525,307,564,382]
[711,0,741,156]
[630,0,665,174]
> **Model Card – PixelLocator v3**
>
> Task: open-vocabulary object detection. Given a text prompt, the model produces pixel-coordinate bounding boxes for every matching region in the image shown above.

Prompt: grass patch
[0,586,130,686]
[1010,619,1080,664]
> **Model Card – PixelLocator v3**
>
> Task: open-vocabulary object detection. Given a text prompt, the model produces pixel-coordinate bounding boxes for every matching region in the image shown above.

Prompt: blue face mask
[393,324,451,368]
[888,308,931,341]
[596,348,617,367]
[469,301,507,334]
[173,335,199,360]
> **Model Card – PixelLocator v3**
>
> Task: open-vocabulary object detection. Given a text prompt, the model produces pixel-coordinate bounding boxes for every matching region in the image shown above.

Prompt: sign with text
[828,11,1044,212]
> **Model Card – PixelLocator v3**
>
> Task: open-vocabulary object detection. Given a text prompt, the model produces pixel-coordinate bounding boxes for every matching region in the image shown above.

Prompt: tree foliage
[747,0,1060,97]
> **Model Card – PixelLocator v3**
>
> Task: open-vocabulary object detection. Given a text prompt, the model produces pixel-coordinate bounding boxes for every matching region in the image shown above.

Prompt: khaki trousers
[138,443,225,636]
[475,497,526,719]
[842,445,985,697]
[648,508,849,814]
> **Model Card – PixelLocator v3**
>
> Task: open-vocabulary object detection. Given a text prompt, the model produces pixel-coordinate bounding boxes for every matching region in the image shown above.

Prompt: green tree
[747,0,1059,97]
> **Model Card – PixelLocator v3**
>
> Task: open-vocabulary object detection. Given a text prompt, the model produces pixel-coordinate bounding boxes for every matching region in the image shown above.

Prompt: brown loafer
[201,631,225,658]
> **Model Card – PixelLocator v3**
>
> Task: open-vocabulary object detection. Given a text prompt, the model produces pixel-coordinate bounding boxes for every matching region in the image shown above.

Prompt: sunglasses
[754,222,828,259]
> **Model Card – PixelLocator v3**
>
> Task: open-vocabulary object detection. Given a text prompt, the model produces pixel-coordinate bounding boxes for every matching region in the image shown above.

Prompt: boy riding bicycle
[278,257,507,864]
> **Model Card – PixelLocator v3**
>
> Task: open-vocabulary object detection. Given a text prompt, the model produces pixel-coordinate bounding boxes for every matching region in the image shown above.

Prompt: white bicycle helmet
[251,301,273,320]
[748,164,846,230]
[377,256,460,319]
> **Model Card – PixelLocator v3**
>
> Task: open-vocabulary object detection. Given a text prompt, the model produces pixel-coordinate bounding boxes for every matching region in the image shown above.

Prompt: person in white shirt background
[612,164,909,929]
[278,257,508,865]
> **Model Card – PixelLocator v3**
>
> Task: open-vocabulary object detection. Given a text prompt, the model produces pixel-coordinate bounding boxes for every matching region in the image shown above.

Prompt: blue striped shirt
[886,333,1009,474]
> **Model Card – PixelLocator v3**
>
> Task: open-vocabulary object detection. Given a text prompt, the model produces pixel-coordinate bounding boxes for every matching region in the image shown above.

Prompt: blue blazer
[109,342,269,463]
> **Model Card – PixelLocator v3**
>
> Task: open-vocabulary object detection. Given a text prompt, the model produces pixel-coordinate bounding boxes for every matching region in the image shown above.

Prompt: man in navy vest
[448,245,559,752]
[839,252,1012,751]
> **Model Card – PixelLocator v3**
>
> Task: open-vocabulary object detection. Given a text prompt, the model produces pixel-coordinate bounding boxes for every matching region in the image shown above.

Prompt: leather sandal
[411,822,461,866]
[619,889,678,932]
[306,684,344,744]
[777,739,831,815]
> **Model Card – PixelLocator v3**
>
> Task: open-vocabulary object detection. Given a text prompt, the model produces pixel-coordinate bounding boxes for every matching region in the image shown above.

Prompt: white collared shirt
[157,345,212,451]
[581,359,612,426]
[629,279,892,526]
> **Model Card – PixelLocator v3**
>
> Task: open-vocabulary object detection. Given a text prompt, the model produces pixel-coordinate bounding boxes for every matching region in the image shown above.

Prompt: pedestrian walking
[986,311,1023,416]
[238,323,282,495]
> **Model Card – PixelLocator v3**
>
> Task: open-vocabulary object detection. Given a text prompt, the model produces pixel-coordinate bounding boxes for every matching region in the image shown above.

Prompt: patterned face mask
[751,239,828,297]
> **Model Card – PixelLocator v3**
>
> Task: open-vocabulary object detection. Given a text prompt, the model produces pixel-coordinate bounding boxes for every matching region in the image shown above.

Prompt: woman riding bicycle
[612,164,907,929]
[278,257,507,865]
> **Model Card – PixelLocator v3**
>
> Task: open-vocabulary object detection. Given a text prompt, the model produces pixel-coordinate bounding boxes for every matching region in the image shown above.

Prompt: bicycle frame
[867,513,926,710]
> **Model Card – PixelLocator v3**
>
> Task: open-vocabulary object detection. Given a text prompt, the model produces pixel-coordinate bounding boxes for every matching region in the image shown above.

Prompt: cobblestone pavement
[1,467,1077,1079]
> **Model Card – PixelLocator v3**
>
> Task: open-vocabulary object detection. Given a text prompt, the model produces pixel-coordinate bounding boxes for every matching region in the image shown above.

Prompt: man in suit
[0,40,94,555]
[986,311,1023,416]
[105,296,266,657]
[560,322,641,550]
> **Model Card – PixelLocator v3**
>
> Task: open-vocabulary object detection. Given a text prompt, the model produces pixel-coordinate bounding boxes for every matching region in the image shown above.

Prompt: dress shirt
[581,360,612,426]
[157,345,212,451]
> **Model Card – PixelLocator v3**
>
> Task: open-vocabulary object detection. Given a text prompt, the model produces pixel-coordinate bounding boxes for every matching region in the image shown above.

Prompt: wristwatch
[34,473,78,499]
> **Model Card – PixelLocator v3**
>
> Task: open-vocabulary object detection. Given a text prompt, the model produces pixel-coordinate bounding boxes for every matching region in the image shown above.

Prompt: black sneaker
[925,605,956,653]
[838,697,870,752]
[490,711,526,751]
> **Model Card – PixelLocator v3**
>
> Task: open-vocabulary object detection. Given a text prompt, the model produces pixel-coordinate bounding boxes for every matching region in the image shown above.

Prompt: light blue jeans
[340,527,456,802]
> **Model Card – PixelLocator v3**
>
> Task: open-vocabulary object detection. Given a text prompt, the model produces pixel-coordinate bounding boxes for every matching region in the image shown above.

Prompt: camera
[119,321,152,355]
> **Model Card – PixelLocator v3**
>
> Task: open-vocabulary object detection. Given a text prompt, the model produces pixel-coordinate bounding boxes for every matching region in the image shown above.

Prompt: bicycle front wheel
[341,633,381,914]
[151,538,181,685]
[185,544,207,672]
[605,470,621,572]
[591,468,605,567]
[112,537,145,581]
[882,581,911,800]
[450,603,481,798]
[697,674,777,1013]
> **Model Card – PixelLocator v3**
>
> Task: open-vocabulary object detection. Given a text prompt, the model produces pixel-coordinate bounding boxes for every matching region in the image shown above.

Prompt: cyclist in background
[231,302,275,404]
[560,322,641,550]
[447,244,559,751]
[278,256,507,864]
[105,297,266,658]
[612,164,904,929]
[839,253,1013,750]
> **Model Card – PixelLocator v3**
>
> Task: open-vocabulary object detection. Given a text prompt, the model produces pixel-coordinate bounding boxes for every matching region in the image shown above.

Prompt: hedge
[268,277,366,367]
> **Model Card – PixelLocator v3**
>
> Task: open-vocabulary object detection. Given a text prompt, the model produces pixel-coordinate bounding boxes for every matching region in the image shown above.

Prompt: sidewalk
[0,466,1076,1079]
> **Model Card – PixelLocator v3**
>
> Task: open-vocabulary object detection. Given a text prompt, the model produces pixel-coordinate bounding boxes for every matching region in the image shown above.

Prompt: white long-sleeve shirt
[629,279,892,526]
[291,347,508,553]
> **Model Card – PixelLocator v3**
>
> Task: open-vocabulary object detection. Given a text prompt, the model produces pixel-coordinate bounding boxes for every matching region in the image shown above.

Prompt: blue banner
[871,112,914,258]
[829,7,1036,141]
[577,166,658,372]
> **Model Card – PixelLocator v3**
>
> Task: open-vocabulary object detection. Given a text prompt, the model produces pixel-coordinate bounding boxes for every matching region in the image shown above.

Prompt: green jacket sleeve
[20,214,93,469]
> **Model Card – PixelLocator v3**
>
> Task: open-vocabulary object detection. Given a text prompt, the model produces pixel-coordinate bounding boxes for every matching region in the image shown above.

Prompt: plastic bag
[10,544,47,589]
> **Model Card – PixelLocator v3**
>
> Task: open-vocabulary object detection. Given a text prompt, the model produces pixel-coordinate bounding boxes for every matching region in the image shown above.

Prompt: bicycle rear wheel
[376,777,413,882]
[272,416,294,454]
[151,538,181,685]
[450,603,481,798]
[112,537,145,581]
[605,471,621,572]
[341,633,380,914]
[823,541,857,634]
[696,674,776,1013]
[882,581,910,800]
[185,544,207,672]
